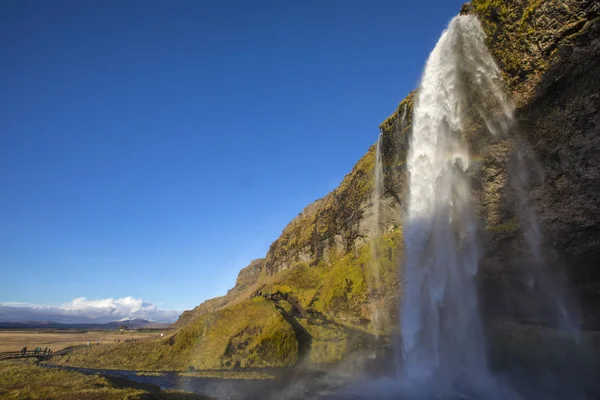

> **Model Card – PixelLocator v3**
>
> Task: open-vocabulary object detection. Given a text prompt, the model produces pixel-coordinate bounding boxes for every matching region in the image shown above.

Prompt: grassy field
[0,361,213,400]
[0,330,161,352]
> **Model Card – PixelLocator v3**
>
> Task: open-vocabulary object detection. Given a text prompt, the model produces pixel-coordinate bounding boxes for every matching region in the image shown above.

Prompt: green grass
[53,335,175,371]
[183,297,298,369]
[54,297,298,371]
[300,320,348,364]
[0,362,212,400]
[487,217,520,234]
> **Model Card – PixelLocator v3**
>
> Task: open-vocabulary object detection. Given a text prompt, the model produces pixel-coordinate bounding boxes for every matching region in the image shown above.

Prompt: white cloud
[0,297,180,324]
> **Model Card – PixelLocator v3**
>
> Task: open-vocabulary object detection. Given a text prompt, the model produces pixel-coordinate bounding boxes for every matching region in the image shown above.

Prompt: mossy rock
[183,297,298,369]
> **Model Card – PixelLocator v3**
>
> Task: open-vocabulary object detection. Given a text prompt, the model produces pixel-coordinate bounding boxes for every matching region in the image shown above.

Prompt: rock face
[165,0,600,370]
[465,0,600,330]
[172,258,267,329]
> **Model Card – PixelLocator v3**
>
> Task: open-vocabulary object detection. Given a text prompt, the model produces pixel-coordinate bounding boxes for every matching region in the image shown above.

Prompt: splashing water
[400,15,516,395]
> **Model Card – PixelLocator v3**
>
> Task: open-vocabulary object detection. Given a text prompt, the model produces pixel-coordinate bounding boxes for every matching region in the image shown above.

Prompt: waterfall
[344,13,582,400]
[369,103,408,336]
[395,105,408,164]
[369,133,385,335]
[509,141,578,336]
[374,133,384,217]
[400,15,513,390]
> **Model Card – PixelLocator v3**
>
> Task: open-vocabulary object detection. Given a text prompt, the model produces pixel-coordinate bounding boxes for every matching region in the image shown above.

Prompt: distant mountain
[0,318,170,330]
[108,318,171,329]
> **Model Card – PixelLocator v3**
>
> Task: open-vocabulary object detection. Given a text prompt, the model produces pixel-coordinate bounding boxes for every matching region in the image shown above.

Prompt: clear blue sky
[1,0,465,313]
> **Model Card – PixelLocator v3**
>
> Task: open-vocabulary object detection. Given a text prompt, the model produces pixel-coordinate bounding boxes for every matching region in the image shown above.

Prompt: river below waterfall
[39,362,597,399]
[39,363,351,400]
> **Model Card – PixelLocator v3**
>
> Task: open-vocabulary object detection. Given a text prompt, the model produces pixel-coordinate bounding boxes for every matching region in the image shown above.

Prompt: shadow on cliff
[480,14,600,399]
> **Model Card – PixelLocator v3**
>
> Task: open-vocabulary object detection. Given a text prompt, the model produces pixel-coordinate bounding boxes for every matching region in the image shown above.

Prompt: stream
[39,363,349,400]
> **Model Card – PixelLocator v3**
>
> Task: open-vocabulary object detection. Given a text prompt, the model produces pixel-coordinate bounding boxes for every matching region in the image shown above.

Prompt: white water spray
[370,103,409,336]
[509,142,578,336]
[401,15,514,391]
[396,104,408,157]
[370,133,385,334]
[373,133,384,234]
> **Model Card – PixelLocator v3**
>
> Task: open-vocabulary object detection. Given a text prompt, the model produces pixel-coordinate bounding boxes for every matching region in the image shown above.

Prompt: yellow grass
[0,362,213,399]
[0,330,161,352]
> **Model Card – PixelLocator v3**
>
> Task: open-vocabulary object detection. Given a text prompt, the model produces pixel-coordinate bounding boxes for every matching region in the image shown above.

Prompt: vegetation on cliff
[55,297,297,370]
[466,0,599,106]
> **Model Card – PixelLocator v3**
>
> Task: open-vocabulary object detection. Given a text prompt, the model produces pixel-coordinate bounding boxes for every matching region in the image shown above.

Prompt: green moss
[311,250,368,320]
[520,0,543,25]
[466,0,589,101]
[54,298,298,371]
[305,227,403,334]
[184,297,298,369]
[379,92,414,137]
[488,217,520,234]
[307,338,349,364]
[260,263,323,309]
[297,318,348,364]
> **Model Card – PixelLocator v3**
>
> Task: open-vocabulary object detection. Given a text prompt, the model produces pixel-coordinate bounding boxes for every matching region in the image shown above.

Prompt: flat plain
[0,329,161,352]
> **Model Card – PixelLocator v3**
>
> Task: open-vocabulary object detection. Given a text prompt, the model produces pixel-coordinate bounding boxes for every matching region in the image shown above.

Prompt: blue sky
[0,0,464,320]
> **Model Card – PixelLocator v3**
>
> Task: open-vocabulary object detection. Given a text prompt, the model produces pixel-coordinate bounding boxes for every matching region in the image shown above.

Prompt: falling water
[342,14,581,400]
[373,133,384,221]
[509,142,578,335]
[369,104,408,336]
[369,133,385,334]
[400,15,515,393]
[395,105,408,156]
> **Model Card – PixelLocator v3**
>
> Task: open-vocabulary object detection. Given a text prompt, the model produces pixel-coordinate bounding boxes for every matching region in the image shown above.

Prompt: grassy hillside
[55,297,297,370]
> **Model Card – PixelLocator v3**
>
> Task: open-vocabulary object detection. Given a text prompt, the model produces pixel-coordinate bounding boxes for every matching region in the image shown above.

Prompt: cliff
[465,0,600,328]
[57,0,600,372]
